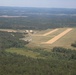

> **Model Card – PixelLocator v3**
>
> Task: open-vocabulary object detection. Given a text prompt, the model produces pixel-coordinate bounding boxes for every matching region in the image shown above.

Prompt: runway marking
[43,29,58,36]
[42,28,72,44]
[32,29,58,36]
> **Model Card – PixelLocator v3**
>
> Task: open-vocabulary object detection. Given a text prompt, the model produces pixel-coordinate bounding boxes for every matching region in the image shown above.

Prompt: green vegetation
[28,28,76,49]
[6,47,76,60]
[0,7,76,75]
[0,31,76,75]
[71,41,76,47]
[6,48,40,58]
[0,47,76,75]
[0,15,76,30]
[0,31,28,50]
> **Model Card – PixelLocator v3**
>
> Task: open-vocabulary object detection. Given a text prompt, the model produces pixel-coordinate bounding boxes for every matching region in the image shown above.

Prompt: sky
[0,0,76,8]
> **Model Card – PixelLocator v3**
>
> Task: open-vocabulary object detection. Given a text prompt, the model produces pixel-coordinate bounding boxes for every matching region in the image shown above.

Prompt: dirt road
[43,28,72,44]
[33,29,58,36]
[43,29,58,36]
[0,29,17,32]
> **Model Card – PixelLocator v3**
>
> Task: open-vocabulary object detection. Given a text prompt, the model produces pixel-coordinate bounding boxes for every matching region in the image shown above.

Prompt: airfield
[26,28,76,49]
[0,28,76,49]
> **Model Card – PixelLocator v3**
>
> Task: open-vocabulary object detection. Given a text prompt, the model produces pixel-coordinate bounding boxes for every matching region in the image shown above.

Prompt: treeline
[23,47,76,60]
[0,31,28,50]
[0,47,76,75]
[71,41,76,47]
[0,15,76,30]
[0,31,76,75]
[0,7,76,30]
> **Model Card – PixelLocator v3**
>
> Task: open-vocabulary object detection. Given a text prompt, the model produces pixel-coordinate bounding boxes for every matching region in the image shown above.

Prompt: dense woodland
[0,15,76,30]
[0,31,76,75]
[0,46,76,75]
[0,7,76,75]
[0,31,28,50]
[0,7,76,29]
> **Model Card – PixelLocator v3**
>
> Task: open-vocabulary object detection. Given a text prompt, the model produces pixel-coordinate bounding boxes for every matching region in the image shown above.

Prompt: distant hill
[0,6,76,16]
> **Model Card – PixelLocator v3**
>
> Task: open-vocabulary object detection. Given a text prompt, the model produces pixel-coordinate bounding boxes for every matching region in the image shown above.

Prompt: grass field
[1,27,76,50]
[27,27,76,50]
[4,27,76,58]
[6,48,40,58]
[33,29,58,36]
[43,28,72,44]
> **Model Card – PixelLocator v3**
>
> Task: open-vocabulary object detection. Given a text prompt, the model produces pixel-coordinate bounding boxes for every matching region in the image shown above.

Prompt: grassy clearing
[27,28,66,47]
[40,28,67,42]
[51,28,76,49]
[35,29,53,35]
[33,29,58,36]
[4,28,76,58]
[27,28,76,49]
[6,48,40,58]
[43,28,72,44]
[43,29,58,36]
[32,28,67,43]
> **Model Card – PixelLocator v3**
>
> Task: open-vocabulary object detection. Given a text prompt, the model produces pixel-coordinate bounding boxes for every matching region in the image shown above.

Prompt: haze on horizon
[0,0,76,8]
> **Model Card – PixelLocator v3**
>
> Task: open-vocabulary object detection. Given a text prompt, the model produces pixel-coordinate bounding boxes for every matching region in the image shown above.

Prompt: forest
[0,31,28,50]
[0,15,76,30]
[0,46,76,75]
[0,7,76,75]
[0,31,76,75]
[0,6,76,30]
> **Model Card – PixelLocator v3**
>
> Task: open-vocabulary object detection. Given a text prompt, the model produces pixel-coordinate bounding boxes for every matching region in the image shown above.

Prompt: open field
[43,29,58,36]
[6,48,40,58]
[32,29,58,36]
[27,28,76,49]
[0,28,76,50]
[30,28,66,43]
[43,28,72,44]
[0,29,17,32]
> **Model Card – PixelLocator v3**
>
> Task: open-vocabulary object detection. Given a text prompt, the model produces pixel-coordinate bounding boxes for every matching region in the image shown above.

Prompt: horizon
[0,0,76,8]
[0,6,76,9]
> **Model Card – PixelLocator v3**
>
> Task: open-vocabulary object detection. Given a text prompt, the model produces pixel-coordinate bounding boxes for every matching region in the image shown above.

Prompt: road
[43,28,72,44]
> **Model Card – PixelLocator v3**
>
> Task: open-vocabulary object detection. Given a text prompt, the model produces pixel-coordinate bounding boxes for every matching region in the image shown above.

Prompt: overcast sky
[0,0,76,8]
